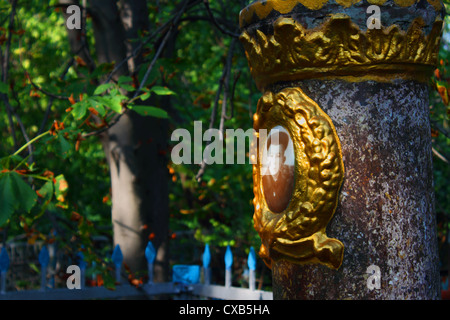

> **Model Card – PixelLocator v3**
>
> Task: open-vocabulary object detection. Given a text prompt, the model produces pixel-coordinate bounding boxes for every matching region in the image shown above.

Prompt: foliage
[0,0,185,288]
[0,0,262,288]
[431,3,450,260]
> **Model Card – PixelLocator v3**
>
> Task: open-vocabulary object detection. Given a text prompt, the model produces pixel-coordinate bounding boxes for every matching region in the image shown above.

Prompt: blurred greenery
[0,0,264,289]
[432,1,450,274]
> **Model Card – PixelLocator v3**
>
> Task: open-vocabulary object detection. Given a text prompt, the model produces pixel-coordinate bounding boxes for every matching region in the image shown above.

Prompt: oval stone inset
[261,126,295,213]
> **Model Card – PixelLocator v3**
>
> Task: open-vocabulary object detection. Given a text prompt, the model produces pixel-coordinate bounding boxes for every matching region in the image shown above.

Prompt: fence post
[38,245,49,291]
[112,244,123,285]
[145,241,156,285]
[91,261,97,286]
[202,244,211,285]
[48,231,57,289]
[77,252,86,290]
[239,0,444,299]
[248,247,256,291]
[224,246,233,288]
[0,247,9,294]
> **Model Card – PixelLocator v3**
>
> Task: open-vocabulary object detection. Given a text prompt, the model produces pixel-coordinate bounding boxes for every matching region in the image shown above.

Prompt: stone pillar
[239,0,444,299]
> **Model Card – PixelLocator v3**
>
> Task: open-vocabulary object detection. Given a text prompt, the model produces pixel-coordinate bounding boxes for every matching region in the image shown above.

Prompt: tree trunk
[271,79,440,299]
[61,0,170,280]
[91,0,169,280]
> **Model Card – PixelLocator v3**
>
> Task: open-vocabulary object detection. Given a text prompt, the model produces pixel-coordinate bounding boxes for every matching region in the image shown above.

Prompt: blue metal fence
[0,242,273,300]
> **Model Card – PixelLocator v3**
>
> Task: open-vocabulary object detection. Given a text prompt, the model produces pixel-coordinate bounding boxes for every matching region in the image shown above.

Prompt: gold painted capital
[240,14,443,90]
[239,0,443,27]
[253,87,345,269]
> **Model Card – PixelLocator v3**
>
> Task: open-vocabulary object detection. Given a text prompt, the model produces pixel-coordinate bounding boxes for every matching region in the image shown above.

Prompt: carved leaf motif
[240,15,443,88]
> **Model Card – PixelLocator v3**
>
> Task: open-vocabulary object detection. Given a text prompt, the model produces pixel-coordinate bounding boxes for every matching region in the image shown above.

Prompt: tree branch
[202,0,240,38]
[8,86,33,161]
[195,38,236,182]
[133,0,190,99]
[226,69,241,120]
[104,0,202,85]
[81,109,129,138]
[132,25,173,100]
[26,73,70,100]
[38,57,75,135]
[431,118,450,139]
[219,38,237,133]
[248,74,254,118]
[432,147,449,164]
[81,0,193,139]
[1,0,19,151]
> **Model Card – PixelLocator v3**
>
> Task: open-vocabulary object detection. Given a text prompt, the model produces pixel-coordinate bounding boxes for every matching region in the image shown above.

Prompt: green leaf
[29,262,40,274]
[54,174,69,203]
[129,105,169,119]
[72,101,88,120]
[140,92,151,101]
[0,81,8,94]
[90,66,109,79]
[0,173,16,225]
[118,76,133,84]
[58,135,71,158]
[109,96,123,113]
[150,86,176,96]
[0,155,23,170]
[120,84,135,92]
[89,97,106,117]
[91,96,109,106]
[37,180,54,201]
[0,171,38,226]
[103,274,116,291]
[201,202,216,212]
[94,83,114,95]
[11,172,37,214]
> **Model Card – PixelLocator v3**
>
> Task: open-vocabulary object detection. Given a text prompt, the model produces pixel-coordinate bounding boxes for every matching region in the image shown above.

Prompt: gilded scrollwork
[240,15,443,89]
[253,87,345,269]
[239,0,443,27]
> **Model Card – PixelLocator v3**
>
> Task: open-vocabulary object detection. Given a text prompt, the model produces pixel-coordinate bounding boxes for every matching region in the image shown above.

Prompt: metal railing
[0,242,273,300]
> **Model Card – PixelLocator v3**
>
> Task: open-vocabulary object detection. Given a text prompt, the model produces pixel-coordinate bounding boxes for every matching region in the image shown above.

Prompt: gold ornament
[253,87,345,270]
[240,15,443,90]
[239,0,443,27]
